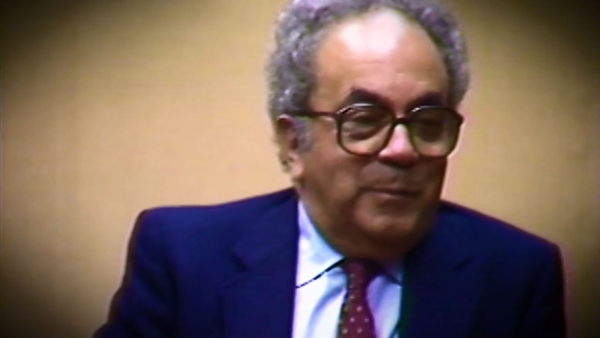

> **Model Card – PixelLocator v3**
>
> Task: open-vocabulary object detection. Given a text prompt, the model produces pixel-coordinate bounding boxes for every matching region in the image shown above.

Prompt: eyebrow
[340,88,395,110]
[339,87,446,111]
[406,91,446,110]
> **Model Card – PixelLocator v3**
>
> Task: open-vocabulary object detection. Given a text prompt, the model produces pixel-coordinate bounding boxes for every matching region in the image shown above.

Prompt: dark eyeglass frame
[288,102,464,158]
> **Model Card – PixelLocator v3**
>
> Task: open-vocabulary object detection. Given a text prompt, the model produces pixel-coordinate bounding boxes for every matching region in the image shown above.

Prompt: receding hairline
[309,7,450,106]
[311,6,445,59]
[266,0,469,124]
[315,7,446,64]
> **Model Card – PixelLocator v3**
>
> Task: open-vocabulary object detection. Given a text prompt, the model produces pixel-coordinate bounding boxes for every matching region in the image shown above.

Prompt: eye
[339,107,390,137]
[414,121,445,139]
[344,107,390,126]
[410,110,454,141]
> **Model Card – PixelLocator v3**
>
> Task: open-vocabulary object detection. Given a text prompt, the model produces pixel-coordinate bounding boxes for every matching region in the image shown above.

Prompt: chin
[356,201,434,247]
[376,214,420,236]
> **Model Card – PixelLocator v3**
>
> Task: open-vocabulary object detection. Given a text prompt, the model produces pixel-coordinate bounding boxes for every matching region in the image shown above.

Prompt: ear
[450,93,471,159]
[456,90,471,120]
[275,115,305,179]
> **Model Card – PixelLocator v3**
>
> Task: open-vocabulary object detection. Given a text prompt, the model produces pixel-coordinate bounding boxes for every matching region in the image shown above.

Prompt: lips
[366,187,421,198]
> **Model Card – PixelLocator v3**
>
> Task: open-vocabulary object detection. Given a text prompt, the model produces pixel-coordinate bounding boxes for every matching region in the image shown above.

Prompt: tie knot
[341,259,381,291]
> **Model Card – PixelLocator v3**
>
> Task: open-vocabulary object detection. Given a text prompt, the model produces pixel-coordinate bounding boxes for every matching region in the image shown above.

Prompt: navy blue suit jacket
[96,188,565,337]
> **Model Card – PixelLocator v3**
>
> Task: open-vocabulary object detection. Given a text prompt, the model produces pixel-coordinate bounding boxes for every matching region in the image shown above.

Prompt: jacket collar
[221,191,479,338]
[401,203,479,337]
[222,189,299,338]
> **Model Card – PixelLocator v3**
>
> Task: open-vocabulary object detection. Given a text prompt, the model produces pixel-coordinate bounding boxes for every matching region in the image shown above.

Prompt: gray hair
[266,0,469,124]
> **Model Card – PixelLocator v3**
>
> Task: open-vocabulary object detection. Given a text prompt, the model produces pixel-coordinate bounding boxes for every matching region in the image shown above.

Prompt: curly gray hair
[266,0,469,124]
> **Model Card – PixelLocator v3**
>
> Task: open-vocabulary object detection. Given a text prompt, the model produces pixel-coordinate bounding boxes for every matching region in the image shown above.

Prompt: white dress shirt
[293,202,403,338]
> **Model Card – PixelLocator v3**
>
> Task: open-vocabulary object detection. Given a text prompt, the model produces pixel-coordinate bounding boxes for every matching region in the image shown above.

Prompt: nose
[377,124,419,165]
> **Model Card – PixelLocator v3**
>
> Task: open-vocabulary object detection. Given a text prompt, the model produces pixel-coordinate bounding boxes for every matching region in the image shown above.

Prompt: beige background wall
[2,0,598,337]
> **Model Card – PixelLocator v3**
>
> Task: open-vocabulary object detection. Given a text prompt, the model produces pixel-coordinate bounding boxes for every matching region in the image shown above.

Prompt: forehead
[311,8,448,109]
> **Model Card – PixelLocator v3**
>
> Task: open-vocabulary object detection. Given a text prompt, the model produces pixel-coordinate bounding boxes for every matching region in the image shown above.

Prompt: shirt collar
[296,201,343,286]
[296,201,402,285]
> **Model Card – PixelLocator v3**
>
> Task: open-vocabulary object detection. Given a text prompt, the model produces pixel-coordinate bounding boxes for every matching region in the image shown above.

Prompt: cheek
[301,134,365,200]
[309,153,363,198]
[422,159,447,196]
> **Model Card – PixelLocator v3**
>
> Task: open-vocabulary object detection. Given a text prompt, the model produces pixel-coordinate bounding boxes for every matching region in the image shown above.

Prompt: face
[278,9,453,261]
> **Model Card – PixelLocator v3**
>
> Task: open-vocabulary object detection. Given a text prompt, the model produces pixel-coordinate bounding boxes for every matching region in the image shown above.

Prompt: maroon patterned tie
[337,259,381,338]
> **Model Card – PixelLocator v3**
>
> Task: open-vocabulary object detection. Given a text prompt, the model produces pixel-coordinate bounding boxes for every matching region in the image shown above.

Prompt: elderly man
[96,0,565,337]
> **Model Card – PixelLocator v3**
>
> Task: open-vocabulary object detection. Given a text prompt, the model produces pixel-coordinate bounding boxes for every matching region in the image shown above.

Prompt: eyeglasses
[290,103,464,158]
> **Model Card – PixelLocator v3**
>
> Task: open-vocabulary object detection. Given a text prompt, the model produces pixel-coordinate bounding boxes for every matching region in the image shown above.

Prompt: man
[96,0,565,337]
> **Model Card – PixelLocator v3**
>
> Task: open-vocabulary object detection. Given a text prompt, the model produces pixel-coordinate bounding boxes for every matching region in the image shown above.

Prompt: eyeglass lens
[338,106,460,157]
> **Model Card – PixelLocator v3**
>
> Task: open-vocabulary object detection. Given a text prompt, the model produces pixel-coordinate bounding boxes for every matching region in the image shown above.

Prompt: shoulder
[438,200,560,258]
[141,188,295,227]
[131,188,297,249]
[436,202,565,335]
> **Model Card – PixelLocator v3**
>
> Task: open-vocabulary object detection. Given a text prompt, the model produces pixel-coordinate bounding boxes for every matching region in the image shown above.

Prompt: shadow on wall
[1,269,84,337]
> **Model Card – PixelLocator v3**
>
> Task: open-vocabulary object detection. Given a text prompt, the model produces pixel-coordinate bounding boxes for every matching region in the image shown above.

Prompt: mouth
[366,187,421,199]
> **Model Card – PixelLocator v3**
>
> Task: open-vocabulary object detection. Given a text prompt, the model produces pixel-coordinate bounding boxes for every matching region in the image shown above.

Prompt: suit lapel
[402,206,481,338]
[221,192,299,338]
[219,194,481,338]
